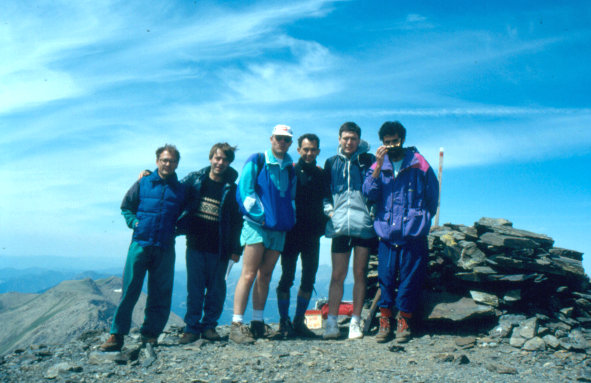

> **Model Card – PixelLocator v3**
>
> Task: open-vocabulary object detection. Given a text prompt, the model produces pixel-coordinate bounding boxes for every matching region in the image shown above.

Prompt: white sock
[252,309,264,322]
[232,314,244,323]
[351,315,361,324]
[327,314,337,324]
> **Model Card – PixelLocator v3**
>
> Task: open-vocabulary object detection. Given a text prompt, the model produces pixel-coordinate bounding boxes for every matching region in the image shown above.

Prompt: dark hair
[156,144,180,162]
[379,121,406,141]
[298,133,320,148]
[339,122,361,138]
[209,142,237,163]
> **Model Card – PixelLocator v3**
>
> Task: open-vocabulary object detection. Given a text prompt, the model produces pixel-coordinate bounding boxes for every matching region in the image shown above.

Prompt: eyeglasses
[159,158,177,164]
[275,136,292,143]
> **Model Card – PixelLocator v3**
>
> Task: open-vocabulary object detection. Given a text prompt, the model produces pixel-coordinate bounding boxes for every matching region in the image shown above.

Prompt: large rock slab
[470,291,499,307]
[422,292,496,321]
[479,232,539,249]
[550,247,583,261]
[475,217,554,248]
[458,242,487,270]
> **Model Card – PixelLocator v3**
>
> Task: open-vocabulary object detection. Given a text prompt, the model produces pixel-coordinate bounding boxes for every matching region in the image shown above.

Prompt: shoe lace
[379,316,391,330]
[397,316,409,332]
[240,324,253,336]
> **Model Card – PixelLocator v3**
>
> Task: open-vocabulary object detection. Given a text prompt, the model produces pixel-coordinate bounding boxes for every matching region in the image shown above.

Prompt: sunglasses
[275,136,292,143]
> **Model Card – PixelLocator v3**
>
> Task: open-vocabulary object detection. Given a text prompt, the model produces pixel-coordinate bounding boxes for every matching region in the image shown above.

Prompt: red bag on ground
[320,302,354,319]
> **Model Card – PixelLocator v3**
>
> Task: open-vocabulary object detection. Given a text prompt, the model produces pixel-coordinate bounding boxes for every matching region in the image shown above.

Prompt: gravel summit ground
[2,324,590,383]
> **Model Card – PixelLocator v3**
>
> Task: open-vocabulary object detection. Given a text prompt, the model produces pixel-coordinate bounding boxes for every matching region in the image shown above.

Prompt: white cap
[271,124,293,137]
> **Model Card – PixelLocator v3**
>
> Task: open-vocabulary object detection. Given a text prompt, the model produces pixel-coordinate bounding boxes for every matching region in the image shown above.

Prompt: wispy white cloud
[0,0,341,114]
[224,37,340,103]
[414,112,591,169]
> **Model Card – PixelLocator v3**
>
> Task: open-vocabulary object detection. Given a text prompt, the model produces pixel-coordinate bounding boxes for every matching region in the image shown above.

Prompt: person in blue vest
[363,121,439,343]
[176,143,243,344]
[231,124,297,344]
[100,144,187,352]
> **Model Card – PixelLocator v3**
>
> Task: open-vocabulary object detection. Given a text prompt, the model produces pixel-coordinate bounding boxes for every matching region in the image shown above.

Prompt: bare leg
[252,249,280,311]
[352,246,369,317]
[233,243,264,316]
[327,251,351,316]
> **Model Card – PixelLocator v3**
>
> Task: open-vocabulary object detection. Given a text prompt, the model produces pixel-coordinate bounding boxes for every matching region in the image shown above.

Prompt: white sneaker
[348,319,363,339]
[323,319,339,339]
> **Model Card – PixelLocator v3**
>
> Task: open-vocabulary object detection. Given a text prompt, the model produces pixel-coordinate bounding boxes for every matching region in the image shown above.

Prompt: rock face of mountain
[0,277,183,355]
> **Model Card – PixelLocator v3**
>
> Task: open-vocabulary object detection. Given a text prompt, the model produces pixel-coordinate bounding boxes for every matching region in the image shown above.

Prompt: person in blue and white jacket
[323,122,377,340]
[230,124,297,344]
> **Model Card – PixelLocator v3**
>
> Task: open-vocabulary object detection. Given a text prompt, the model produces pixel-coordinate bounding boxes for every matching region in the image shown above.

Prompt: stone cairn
[365,217,590,352]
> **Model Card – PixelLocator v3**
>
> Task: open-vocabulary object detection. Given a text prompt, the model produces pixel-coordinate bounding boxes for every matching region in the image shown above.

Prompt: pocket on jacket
[402,208,431,238]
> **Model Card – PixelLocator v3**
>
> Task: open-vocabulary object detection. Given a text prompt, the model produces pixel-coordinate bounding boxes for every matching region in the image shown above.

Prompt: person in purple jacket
[363,121,439,343]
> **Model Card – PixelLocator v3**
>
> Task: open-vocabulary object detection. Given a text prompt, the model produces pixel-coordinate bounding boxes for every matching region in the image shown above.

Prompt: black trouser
[277,233,320,294]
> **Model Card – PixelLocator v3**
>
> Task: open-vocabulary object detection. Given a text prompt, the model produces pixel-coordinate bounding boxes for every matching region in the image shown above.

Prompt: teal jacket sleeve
[237,156,264,223]
[121,180,140,229]
[121,209,138,229]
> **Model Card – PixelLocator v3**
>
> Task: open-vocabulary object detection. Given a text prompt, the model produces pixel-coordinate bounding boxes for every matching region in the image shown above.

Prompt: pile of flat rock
[366,217,590,353]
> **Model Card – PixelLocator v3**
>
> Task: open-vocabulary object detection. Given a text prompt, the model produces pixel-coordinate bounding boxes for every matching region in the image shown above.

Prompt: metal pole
[433,147,444,228]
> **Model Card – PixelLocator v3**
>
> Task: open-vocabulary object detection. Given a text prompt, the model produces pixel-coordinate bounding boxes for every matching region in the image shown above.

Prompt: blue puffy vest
[133,171,186,248]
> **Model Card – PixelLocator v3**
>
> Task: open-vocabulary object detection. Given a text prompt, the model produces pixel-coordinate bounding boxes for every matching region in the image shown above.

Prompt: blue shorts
[240,220,287,252]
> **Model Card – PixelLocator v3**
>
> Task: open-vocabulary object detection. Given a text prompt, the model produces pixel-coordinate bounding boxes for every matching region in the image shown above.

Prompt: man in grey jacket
[322,122,377,339]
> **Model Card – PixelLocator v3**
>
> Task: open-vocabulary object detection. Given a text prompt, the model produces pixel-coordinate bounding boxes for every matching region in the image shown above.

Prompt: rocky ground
[2,321,591,383]
[3,217,589,382]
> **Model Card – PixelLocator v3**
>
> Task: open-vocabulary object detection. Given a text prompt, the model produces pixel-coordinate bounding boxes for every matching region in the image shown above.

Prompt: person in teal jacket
[230,124,297,344]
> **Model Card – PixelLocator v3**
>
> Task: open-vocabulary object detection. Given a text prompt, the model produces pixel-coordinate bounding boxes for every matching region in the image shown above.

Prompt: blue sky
[1,0,590,273]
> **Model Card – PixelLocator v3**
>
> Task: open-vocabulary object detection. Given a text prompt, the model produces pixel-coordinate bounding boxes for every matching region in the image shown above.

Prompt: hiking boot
[179,332,200,344]
[348,318,363,339]
[229,322,255,344]
[140,334,158,346]
[279,317,295,339]
[202,328,222,341]
[250,321,281,340]
[99,334,124,352]
[395,311,412,343]
[293,316,318,338]
[375,316,393,343]
[323,319,340,339]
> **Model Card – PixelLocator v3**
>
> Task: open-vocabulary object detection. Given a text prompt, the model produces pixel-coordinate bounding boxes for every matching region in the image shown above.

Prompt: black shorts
[331,235,378,254]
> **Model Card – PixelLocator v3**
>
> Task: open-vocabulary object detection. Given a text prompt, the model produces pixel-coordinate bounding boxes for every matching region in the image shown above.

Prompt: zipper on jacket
[347,159,351,236]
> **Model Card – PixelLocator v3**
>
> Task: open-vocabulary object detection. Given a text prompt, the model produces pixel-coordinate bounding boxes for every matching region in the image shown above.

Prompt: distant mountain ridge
[0,277,183,355]
[0,267,118,294]
[0,262,350,356]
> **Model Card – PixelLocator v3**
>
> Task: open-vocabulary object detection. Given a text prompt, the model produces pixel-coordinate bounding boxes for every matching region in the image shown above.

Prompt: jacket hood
[337,140,370,161]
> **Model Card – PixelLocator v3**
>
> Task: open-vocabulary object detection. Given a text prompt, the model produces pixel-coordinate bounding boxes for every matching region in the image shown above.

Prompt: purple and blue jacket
[362,147,439,245]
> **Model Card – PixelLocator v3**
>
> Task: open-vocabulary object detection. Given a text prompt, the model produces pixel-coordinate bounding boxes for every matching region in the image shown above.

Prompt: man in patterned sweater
[176,143,243,343]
